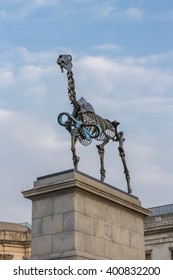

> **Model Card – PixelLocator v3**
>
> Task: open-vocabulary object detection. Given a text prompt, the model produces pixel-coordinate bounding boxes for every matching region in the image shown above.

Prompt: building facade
[144,204,173,260]
[0,222,31,260]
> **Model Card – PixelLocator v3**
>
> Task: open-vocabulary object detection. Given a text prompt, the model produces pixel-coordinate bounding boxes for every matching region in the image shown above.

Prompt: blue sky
[1,0,173,223]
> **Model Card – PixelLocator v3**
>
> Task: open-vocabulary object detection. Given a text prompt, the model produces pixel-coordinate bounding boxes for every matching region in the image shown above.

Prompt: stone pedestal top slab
[22,169,150,218]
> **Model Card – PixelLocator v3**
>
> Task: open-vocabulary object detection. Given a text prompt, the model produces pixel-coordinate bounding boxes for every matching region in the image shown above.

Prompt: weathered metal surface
[57,54,132,194]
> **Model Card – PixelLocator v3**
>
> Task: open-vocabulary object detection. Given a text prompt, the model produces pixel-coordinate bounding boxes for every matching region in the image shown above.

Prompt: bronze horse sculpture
[57,54,132,194]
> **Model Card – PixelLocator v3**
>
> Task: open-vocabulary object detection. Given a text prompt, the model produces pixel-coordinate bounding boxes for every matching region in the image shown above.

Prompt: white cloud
[0,109,13,120]
[75,55,173,107]
[124,8,143,20]
[0,10,8,19]
[90,3,144,21]
[0,109,62,150]
[0,69,14,86]
[98,4,116,18]
[0,0,58,20]
[73,53,173,206]
[0,108,71,222]
[122,51,173,67]
[92,44,122,52]
[34,0,57,6]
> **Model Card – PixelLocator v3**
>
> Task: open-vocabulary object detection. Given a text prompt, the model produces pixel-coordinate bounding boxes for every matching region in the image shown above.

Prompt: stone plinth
[22,169,150,260]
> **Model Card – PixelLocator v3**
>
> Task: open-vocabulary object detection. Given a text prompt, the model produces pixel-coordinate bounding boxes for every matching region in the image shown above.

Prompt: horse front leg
[96,138,109,182]
[71,130,80,170]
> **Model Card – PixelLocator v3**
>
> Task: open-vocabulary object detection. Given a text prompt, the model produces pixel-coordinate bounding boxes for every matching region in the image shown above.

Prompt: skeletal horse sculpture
[57,54,132,194]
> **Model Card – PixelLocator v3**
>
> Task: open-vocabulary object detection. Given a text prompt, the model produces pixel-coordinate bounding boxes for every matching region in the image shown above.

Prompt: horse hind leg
[116,131,132,194]
[96,138,109,182]
[118,146,132,194]
[71,130,80,170]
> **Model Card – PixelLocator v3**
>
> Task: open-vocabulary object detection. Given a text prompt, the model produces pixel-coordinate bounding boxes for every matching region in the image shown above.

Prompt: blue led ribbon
[57,112,102,141]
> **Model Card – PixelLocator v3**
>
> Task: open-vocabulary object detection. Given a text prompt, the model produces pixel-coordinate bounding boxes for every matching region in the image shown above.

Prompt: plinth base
[22,169,149,259]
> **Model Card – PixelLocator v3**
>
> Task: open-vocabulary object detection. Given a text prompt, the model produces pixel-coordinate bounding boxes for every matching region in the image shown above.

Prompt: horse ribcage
[79,112,116,141]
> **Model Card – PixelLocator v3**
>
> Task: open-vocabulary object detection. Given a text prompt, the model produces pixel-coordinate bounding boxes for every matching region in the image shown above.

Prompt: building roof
[148,204,173,216]
[0,221,31,232]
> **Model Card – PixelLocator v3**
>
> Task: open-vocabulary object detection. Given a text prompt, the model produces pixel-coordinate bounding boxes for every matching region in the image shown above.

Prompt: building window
[145,250,152,260]
[0,254,14,260]
[169,248,173,260]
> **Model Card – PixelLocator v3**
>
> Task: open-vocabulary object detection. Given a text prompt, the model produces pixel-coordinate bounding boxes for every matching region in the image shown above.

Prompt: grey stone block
[52,232,75,253]
[32,197,52,218]
[75,212,95,235]
[121,228,130,246]
[95,220,112,240]
[32,235,52,256]
[52,214,64,234]
[105,240,123,259]
[129,230,138,248]
[122,245,138,259]
[138,249,145,260]
[105,205,121,226]
[74,193,85,213]
[136,218,144,234]
[121,211,137,232]
[112,225,122,244]
[42,216,53,235]
[40,214,64,236]
[32,218,42,237]
[85,235,105,257]
[75,231,86,252]
[53,193,74,214]
[64,212,75,231]
[84,197,106,221]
